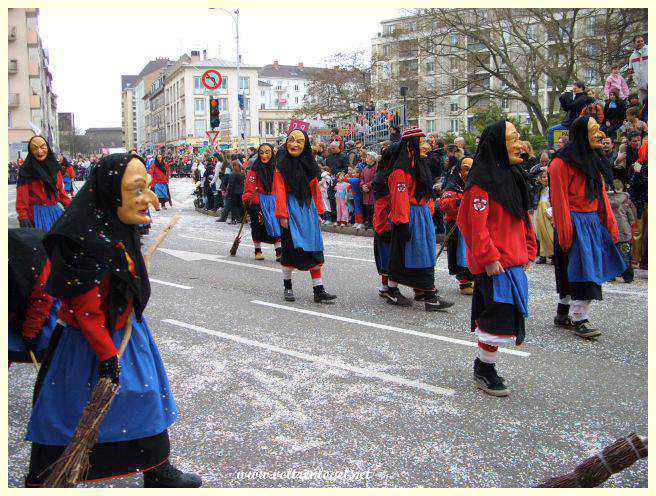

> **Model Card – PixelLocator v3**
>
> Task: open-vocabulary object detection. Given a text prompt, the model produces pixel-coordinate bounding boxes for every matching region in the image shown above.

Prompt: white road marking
[150,278,192,290]
[160,247,281,272]
[251,300,530,358]
[163,318,455,396]
[603,287,648,297]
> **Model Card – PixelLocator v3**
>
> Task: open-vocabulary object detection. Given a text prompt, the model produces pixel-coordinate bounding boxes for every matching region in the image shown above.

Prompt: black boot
[572,319,602,339]
[143,461,202,488]
[554,304,573,328]
[473,358,509,397]
[275,246,282,263]
[384,286,412,307]
[313,284,337,303]
[283,279,295,302]
[424,291,454,312]
[413,290,425,301]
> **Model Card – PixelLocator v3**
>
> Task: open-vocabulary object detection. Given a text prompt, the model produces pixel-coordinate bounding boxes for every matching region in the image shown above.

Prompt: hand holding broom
[43,215,181,488]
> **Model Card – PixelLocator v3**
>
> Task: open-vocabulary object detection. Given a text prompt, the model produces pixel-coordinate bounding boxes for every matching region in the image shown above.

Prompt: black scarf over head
[9,228,48,327]
[253,143,275,194]
[371,136,433,202]
[44,153,151,331]
[17,135,60,196]
[465,120,530,223]
[276,130,319,205]
[555,115,613,203]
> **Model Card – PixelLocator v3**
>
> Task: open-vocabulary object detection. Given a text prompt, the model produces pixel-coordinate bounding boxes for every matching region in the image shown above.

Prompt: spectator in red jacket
[457,120,536,397]
[58,154,76,197]
[16,136,70,231]
[549,116,626,339]
[149,154,170,209]
[438,156,474,295]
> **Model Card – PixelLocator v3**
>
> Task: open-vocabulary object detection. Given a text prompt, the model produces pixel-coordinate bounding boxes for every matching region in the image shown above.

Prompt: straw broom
[229,211,249,256]
[43,215,181,488]
[537,433,647,488]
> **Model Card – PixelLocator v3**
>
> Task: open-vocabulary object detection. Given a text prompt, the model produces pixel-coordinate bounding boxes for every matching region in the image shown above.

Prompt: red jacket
[149,163,169,186]
[548,157,619,251]
[457,185,537,275]
[373,196,391,234]
[10,259,55,340]
[273,171,324,219]
[16,171,71,223]
[387,169,434,225]
[242,169,268,205]
[58,276,132,361]
[437,190,462,222]
[64,165,76,181]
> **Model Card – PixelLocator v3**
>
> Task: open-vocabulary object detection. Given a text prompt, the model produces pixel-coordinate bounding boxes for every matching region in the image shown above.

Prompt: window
[294,84,299,91]
[450,119,460,133]
[295,97,299,104]
[527,25,537,40]
[586,17,596,36]
[194,119,205,138]
[243,97,250,110]
[450,34,458,46]
[260,103,265,110]
[219,76,227,89]
[450,101,459,112]
[585,68,596,84]
[266,121,275,134]
[194,98,205,114]
[501,98,509,109]
[261,90,265,97]
[450,76,458,89]
[450,57,458,70]
[219,98,228,111]
[426,59,435,74]
[383,44,390,57]
[426,119,436,132]
[383,24,393,36]
[8,111,11,128]
[426,100,435,114]
[239,76,249,91]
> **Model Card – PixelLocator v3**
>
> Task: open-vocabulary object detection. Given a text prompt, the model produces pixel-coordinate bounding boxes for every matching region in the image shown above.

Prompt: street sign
[206,130,221,145]
[201,69,223,91]
[287,118,310,134]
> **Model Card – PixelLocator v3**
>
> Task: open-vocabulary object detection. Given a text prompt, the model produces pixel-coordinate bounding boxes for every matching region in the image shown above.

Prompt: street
[8,178,648,488]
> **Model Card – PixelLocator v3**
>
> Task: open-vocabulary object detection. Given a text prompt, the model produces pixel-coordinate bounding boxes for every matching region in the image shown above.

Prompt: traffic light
[209,97,221,129]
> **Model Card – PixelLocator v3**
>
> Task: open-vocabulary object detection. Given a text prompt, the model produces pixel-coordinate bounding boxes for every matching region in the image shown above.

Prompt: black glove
[19,219,33,228]
[98,355,121,386]
[393,222,411,243]
[22,336,38,354]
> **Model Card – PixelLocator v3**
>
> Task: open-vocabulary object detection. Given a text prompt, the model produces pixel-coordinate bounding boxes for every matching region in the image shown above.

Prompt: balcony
[9,59,18,74]
[8,93,19,108]
[9,26,16,42]
[25,8,39,17]
[26,28,38,46]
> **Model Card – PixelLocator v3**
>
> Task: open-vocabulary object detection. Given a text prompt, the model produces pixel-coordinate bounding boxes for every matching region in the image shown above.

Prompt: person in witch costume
[25,153,202,488]
[372,147,394,299]
[8,228,59,365]
[16,135,71,231]
[242,143,282,261]
[149,153,170,209]
[549,116,625,339]
[58,154,76,197]
[438,156,474,295]
[457,120,537,397]
[273,130,337,303]
[377,126,454,311]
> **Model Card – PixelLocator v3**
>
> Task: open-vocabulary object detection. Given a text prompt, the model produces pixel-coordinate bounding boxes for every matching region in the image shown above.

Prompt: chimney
[190,50,200,63]
[273,60,279,69]
[298,62,304,69]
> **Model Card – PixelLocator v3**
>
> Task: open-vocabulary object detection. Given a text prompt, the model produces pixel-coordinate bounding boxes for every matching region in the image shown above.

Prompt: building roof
[137,58,171,78]
[259,63,322,79]
[258,79,272,87]
[85,127,123,134]
[121,74,139,91]
[181,57,259,70]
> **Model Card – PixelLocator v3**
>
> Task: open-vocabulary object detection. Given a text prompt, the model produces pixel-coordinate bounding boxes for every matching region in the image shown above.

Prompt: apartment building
[9,8,60,157]
[121,75,138,149]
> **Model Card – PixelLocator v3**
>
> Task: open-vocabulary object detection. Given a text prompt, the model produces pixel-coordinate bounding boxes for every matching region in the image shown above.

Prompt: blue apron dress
[8,301,60,363]
[33,204,63,232]
[279,195,325,271]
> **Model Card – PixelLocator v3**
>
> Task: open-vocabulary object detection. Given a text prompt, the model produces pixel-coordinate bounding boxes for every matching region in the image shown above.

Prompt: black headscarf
[276,130,320,205]
[465,120,530,223]
[9,228,48,327]
[371,136,433,202]
[44,153,151,331]
[253,143,275,194]
[554,115,613,203]
[17,135,60,196]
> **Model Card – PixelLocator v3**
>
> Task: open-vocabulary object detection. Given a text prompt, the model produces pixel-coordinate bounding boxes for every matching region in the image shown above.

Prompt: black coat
[227,172,244,200]
[559,91,593,128]
[603,99,626,126]
[326,152,347,176]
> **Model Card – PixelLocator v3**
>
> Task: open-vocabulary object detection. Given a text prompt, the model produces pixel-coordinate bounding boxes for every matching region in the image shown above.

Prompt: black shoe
[283,288,296,302]
[275,247,282,262]
[413,292,425,301]
[216,218,226,223]
[313,285,337,303]
[473,358,509,397]
[572,320,601,339]
[554,314,574,329]
[535,256,547,264]
[424,293,454,312]
[143,461,202,488]
[378,286,389,298]
[383,287,412,307]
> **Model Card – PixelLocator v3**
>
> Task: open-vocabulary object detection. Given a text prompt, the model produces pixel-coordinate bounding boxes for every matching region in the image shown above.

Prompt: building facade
[84,127,123,151]
[121,75,138,150]
[57,111,74,134]
[9,8,60,156]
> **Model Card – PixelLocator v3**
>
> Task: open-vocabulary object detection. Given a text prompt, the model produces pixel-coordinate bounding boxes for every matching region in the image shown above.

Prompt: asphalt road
[7,179,648,488]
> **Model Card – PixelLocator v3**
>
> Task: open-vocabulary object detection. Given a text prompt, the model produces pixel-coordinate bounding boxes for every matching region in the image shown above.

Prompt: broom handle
[436,222,458,261]
[29,351,39,371]
[235,211,248,239]
[116,215,181,359]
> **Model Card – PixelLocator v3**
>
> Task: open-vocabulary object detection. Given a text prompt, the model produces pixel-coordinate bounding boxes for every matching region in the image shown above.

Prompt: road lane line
[163,318,455,396]
[251,300,530,358]
[150,278,192,290]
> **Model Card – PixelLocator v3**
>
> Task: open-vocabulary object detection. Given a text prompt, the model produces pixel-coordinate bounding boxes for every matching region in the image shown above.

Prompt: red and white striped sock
[310,267,322,287]
[477,341,498,364]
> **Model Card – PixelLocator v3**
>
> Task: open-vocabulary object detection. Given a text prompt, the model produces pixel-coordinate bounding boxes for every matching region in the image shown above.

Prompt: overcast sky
[38,7,402,131]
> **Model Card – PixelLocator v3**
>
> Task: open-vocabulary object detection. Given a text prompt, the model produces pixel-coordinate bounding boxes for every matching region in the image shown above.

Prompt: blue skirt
[33,204,63,232]
[456,230,468,269]
[492,265,529,316]
[287,196,324,252]
[62,176,73,194]
[26,316,178,446]
[9,301,60,360]
[374,234,391,275]
[568,211,626,285]
[259,193,281,238]
[153,183,169,200]
[404,204,436,269]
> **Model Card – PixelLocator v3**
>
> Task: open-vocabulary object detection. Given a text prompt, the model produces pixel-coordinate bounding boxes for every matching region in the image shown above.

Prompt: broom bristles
[229,236,241,256]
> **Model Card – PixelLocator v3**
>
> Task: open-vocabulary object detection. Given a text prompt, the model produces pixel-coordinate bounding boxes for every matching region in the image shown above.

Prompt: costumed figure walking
[8,228,59,365]
[25,153,202,488]
[438,156,474,295]
[273,130,337,303]
[58,154,76,197]
[377,127,454,311]
[149,153,170,210]
[242,143,282,261]
[16,136,71,232]
[457,120,537,397]
[549,116,626,339]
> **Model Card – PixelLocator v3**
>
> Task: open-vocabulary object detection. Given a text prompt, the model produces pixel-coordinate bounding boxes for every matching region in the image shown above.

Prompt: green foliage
[469,104,547,152]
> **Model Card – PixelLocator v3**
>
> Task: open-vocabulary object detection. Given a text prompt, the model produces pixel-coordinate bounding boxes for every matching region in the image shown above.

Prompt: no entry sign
[201,69,223,91]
